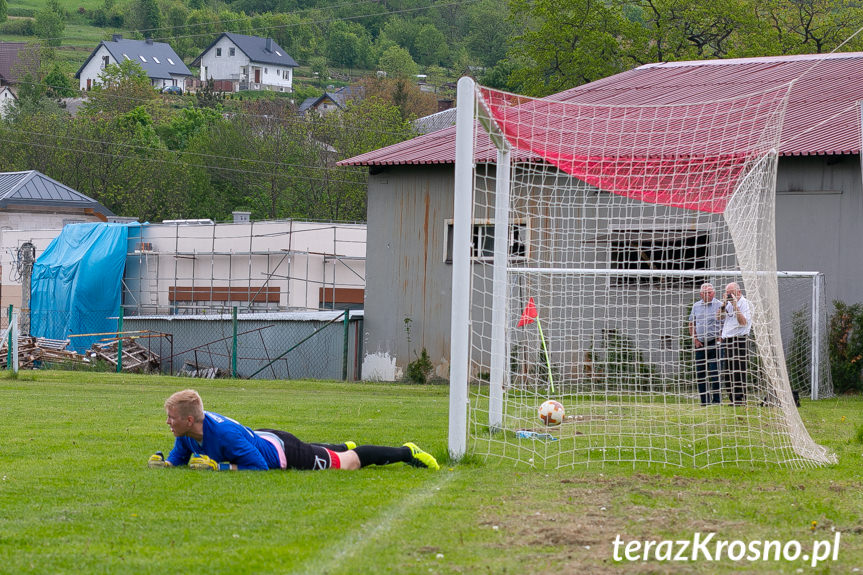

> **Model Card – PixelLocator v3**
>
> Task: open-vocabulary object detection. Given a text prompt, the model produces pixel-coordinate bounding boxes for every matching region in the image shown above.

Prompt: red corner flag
[517,297,538,327]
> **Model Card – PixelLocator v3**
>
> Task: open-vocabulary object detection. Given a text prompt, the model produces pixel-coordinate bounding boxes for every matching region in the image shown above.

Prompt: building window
[167,58,175,65]
[123,54,130,60]
[139,55,147,62]
[101,55,109,69]
[264,67,268,74]
[444,220,528,263]
[153,56,160,64]
[607,229,710,286]
[229,47,235,56]
[216,48,222,57]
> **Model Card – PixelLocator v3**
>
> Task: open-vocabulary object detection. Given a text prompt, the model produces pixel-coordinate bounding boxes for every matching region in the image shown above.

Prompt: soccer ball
[538,400,565,426]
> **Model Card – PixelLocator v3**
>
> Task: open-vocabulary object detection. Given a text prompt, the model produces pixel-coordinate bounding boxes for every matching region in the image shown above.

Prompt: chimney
[265,38,273,53]
[112,34,122,42]
[145,38,153,45]
[233,211,251,224]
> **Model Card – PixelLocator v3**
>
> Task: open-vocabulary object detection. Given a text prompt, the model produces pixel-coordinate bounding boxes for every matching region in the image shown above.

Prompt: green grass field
[0,371,861,574]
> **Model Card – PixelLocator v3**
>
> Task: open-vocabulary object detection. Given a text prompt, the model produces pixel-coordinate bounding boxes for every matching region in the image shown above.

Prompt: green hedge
[0,18,35,36]
[828,301,863,393]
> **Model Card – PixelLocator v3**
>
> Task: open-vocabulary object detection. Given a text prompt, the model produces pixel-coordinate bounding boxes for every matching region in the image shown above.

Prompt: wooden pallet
[177,360,222,379]
[90,338,160,373]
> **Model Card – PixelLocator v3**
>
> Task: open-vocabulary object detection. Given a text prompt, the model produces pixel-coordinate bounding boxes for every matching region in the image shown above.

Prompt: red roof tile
[340,52,863,166]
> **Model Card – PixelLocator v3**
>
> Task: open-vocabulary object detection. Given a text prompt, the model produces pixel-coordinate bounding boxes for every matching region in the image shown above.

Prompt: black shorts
[254,428,337,470]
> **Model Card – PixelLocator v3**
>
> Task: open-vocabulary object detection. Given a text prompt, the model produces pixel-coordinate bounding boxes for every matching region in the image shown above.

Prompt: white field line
[295,470,456,574]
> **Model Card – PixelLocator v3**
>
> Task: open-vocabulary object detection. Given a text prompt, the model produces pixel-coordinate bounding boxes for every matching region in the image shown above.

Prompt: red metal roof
[340,52,863,166]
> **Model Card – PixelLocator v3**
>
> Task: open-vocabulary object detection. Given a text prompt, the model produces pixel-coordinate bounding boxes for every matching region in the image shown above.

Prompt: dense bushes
[0,17,35,36]
[828,301,863,393]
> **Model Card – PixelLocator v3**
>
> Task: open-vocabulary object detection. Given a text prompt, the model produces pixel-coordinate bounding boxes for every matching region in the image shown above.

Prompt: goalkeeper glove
[148,451,171,468]
[189,453,231,471]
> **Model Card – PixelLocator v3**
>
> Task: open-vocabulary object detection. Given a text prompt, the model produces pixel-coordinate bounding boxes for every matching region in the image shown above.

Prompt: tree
[756,0,863,54]
[356,76,437,120]
[133,0,160,37]
[378,45,418,79]
[35,8,65,47]
[414,24,450,67]
[195,78,224,109]
[44,64,77,98]
[0,0,7,24]
[464,0,514,67]
[507,0,631,96]
[82,59,155,116]
[301,97,416,220]
[326,21,371,69]
[309,56,327,86]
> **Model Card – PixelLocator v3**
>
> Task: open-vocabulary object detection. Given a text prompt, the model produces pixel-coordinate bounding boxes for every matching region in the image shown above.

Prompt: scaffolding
[122,219,366,317]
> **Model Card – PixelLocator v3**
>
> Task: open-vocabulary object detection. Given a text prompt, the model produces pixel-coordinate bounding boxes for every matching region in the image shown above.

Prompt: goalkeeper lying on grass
[148,389,439,472]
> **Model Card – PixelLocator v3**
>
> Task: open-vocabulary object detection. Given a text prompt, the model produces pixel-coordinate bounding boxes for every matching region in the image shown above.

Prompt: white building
[2,214,366,318]
[123,218,365,315]
[0,170,116,311]
[75,35,193,91]
[0,86,16,118]
[191,33,297,93]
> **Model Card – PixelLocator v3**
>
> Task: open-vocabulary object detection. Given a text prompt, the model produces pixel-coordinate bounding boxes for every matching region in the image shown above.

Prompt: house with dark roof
[298,85,364,115]
[75,35,193,92]
[340,52,863,380]
[0,42,32,86]
[0,171,115,222]
[191,33,298,93]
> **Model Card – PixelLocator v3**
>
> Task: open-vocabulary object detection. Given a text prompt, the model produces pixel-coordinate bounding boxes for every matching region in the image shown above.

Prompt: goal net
[448,78,835,468]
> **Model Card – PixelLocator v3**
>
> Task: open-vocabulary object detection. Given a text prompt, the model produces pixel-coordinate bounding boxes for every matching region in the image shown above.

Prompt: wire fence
[2,306,364,381]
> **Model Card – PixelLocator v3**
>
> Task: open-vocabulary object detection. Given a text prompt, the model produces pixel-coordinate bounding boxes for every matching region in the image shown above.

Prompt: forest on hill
[1,0,862,222]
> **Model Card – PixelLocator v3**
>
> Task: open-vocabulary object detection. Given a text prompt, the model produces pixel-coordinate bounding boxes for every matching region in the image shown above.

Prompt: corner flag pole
[517,297,554,395]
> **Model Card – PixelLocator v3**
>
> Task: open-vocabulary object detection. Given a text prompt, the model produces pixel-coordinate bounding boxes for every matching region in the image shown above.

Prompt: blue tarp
[30,222,134,353]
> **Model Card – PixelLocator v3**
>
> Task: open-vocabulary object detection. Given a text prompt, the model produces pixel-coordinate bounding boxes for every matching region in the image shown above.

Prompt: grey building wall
[362,166,455,380]
[775,155,862,305]
[363,155,862,381]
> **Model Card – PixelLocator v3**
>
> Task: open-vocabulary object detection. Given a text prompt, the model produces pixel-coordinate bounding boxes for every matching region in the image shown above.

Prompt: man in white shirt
[720,282,752,405]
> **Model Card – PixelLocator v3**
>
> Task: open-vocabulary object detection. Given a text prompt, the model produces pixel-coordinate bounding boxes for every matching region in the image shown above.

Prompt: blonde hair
[164,389,204,421]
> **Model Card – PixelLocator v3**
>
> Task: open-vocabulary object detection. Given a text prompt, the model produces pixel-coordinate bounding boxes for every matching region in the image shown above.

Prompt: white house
[191,33,298,93]
[75,35,193,91]
[0,86,16,118]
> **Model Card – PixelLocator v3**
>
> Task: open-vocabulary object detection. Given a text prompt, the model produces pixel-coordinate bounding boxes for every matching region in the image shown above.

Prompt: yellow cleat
[403,442,440,470]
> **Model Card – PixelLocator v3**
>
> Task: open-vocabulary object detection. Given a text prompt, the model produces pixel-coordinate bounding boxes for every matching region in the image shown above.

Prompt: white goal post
[448,77,835,468]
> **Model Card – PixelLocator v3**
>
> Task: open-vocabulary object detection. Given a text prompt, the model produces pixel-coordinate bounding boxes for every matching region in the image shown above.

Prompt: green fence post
[232,306,238,378]
[342,310,350,381]
[6,305,12,370]
[116,307,124,373]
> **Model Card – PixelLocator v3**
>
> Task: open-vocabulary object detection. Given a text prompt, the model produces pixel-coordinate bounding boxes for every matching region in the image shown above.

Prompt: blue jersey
[167,411,280,470]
